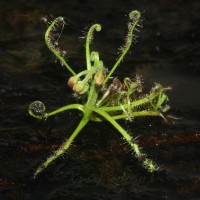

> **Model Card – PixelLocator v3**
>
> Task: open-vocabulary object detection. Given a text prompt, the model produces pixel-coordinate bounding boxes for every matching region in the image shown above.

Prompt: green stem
[76,70,90,78]
[85,80,99,112]
[81,68,96,86]
[104,10,141,84]
[92,110,160,121]
[34,116,89,178]
[93,108,156,172]
[94,108,133,142]
[45,17,76,75]
[86,24,101,70]
[47,104,84,117]
[100,92,159,112]
[29,104,84,119]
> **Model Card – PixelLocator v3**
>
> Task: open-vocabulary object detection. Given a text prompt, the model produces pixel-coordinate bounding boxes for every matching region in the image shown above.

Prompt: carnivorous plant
[29,10,171,178]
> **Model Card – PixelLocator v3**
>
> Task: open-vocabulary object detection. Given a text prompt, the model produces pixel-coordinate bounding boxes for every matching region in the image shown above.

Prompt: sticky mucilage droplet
[29,101,46,116]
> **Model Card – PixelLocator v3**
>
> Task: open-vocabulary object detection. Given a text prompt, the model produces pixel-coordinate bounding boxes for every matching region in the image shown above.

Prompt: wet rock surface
[0,0,200,199]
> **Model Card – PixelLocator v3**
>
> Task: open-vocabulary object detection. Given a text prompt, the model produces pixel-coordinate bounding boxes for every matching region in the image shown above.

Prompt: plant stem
[34,116,89,178]
[45,17,76,75]
[100,92,159,112]
[92,110,160,121]
[29,104,84,119]
[104,11,141,84]
[85,80,99,114]
[86,24,101,70]
[47,104,84,117]
[93,108,156,172]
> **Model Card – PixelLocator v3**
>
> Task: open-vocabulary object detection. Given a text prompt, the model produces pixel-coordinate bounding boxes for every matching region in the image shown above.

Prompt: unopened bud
[94,69,104,87]
[73,82,89,94]
[68,76,79,87]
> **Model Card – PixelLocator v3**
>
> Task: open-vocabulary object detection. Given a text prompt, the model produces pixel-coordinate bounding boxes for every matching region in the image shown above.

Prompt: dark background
[0,0,200,199]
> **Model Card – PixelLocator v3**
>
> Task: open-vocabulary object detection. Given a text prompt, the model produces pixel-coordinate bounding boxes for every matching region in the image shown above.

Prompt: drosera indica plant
[29,10,171,178]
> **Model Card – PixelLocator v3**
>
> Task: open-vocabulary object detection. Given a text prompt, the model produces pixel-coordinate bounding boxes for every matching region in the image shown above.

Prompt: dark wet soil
[0,0,200,199]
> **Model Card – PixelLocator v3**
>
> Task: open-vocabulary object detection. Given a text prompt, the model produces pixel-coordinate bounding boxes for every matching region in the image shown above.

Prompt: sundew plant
[29,10,171,178]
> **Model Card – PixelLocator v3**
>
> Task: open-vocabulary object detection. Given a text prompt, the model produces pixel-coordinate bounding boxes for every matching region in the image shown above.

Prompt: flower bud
[68,76,79,87]
[73,81,89,94]
[94,69,104,87]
